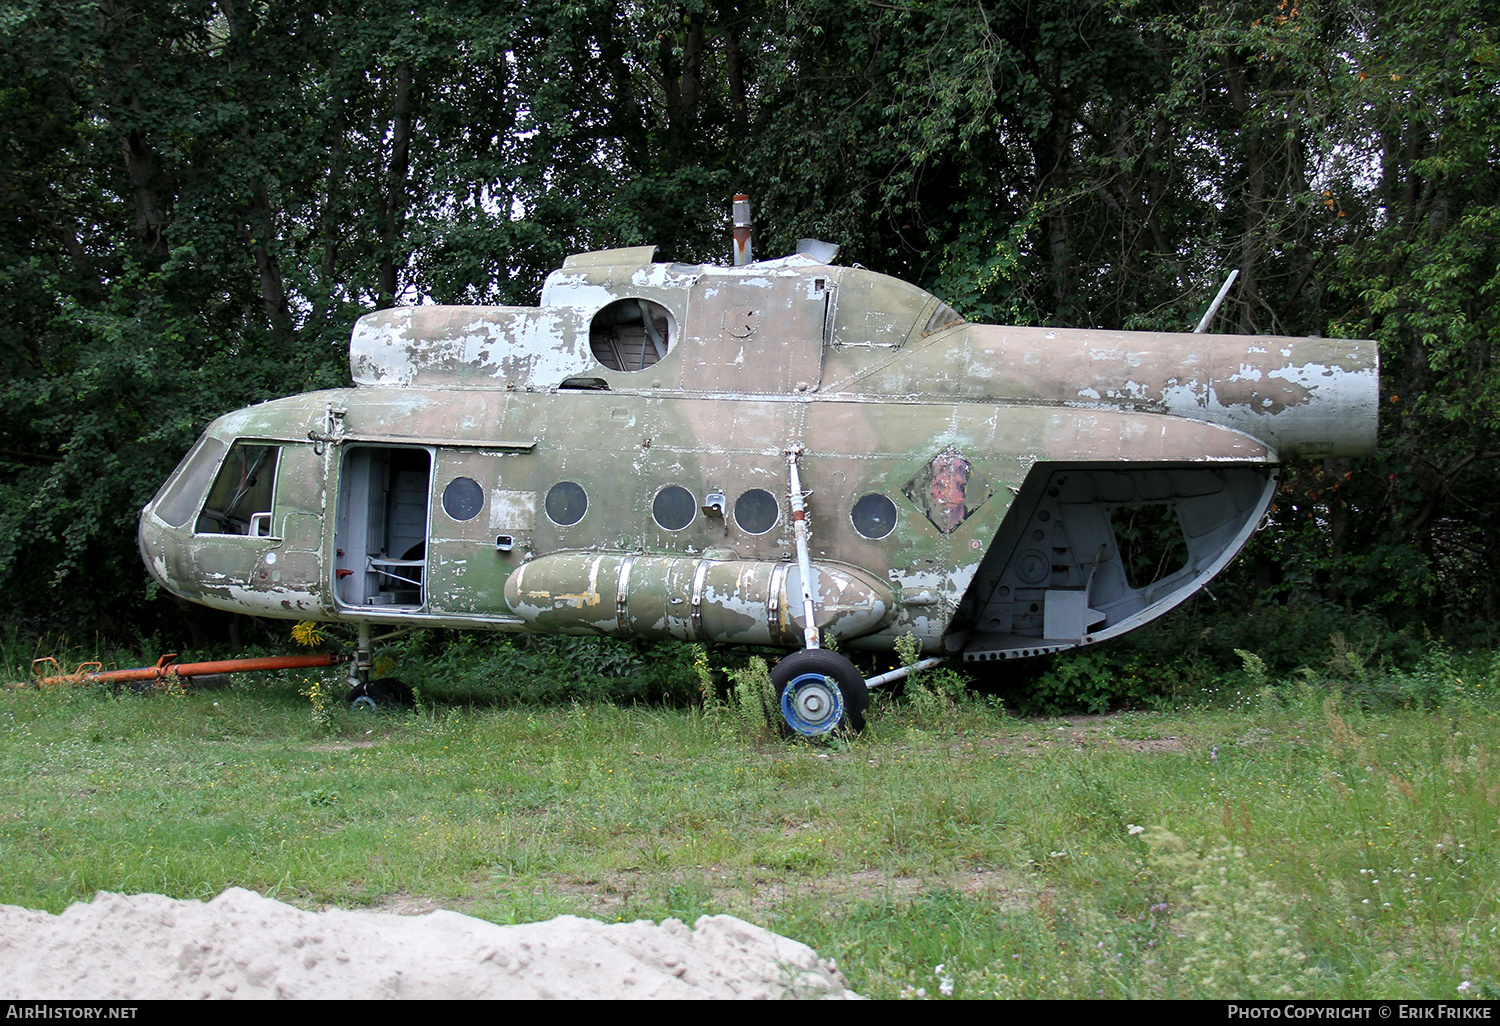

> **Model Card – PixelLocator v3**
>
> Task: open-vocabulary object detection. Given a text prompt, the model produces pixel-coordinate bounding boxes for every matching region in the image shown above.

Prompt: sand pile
[0,888,860,999]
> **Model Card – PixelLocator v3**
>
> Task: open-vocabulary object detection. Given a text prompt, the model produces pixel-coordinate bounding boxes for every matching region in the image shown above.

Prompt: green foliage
[3,0,1500,651]
[1009,648,1170,716]
[376,631,699,708]
[1002,610,1500,717]
[902,663,976,726]
[1313,638,1500,713]
[1235,649,1270,690]
[691,646,775,740]
[725,656,776,740]
[1104,596,1428,678]
[888,633,980,725]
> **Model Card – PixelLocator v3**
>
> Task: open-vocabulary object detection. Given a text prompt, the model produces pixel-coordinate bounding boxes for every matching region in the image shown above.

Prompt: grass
[2,649,1499,1001]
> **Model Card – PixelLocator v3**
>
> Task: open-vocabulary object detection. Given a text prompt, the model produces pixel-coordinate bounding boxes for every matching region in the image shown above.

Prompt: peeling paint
[141,244,1378,663]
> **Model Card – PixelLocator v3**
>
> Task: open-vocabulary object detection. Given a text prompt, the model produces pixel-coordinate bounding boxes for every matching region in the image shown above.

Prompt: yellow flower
[291,620,325,647]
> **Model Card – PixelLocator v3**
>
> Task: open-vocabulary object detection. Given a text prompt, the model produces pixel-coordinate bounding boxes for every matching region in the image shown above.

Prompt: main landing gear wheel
[345,677,415,711]
[772,649,869,737]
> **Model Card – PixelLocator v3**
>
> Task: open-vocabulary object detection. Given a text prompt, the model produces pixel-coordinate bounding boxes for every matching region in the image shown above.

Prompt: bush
[373,631,700,707]
[1006,647,1180,716]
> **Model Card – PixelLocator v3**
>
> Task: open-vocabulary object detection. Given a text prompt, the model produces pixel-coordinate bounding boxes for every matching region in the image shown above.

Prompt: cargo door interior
[334,445,432,610]
[951,463,1275,661]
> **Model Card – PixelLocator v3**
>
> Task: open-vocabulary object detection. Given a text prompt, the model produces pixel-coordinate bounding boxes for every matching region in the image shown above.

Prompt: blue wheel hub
[780,673,845,736]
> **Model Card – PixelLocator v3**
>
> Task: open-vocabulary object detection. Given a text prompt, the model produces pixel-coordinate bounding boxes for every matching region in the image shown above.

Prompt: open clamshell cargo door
[952,464,1275,660]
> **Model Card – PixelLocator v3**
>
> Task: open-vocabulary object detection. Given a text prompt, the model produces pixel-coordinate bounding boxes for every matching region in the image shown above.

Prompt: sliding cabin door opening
[334,446,432,610]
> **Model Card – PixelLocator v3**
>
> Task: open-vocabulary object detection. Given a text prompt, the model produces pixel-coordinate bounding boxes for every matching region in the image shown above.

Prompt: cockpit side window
[196,442,280,536]
[590,299,673,370]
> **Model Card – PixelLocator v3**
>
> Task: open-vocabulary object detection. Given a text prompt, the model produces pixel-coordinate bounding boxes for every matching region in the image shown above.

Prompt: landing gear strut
[343,622,413,710]
[774,447,869,736]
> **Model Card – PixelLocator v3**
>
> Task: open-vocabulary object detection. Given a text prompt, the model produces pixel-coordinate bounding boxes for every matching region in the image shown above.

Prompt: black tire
[771,649,869,737]
[372,677,415,707]
[345,677,414,711]
[345,680,380,711]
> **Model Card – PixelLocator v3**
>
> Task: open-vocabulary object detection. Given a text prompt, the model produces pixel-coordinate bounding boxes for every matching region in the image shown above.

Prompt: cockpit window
[196,443,280,536]
[153,436,227,529]
[590,298,673,371]
[923,301,966,336]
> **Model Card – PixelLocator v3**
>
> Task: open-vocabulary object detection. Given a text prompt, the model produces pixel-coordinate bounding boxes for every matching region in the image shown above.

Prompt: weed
[1175,842,1320,998]
[894,633,974,726]
[894,633,921,669]
[300,675,334,733]
[727,656,775,739]
[693,647,775,740]
[5,633,1500,999]
[692,645,716,706]
[1235,649,1271,689]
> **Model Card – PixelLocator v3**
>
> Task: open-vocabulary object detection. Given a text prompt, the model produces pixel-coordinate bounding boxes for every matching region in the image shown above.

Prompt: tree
[3,0,1499,642]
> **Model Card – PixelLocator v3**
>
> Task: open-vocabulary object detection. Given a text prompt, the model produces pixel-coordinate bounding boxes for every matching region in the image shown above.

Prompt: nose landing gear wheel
[345,678,415,711]
[772,649,869,737]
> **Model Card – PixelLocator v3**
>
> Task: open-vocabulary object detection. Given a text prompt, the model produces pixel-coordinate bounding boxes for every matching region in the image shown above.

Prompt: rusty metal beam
[28,652,347,689]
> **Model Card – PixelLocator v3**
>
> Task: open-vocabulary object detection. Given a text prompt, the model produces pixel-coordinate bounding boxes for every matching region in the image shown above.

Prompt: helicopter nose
[138,504,191,600]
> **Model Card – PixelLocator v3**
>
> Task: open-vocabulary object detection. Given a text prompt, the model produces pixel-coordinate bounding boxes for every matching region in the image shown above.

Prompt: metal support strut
[863,657,946,690]
[785,446,820,650]
[351,622,373,687]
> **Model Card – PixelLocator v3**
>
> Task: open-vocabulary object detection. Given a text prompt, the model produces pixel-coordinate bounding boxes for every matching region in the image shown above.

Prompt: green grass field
[2,641,1497,1000]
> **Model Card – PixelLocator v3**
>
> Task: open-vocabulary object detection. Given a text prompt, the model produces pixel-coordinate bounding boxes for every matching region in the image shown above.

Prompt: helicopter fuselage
[139,246,1378,661]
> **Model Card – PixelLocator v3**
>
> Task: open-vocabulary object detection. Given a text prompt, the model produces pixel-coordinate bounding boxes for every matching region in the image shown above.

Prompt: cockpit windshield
[150,436,227,529]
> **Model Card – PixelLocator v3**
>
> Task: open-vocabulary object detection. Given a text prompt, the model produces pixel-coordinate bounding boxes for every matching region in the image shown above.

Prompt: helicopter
[139,200,1379,734]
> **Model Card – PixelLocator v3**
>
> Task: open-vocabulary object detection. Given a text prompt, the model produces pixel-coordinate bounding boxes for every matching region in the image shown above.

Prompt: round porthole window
[590,299,674,371]
[734,488,780,535]
[442,477,484,522]
[545,481,588,526]
[851,493,898,539]
[652,485,696,531]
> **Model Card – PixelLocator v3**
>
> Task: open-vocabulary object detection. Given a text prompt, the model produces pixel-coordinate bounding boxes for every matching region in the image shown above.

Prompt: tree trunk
[249,178,293,340]
[378,63,413,308]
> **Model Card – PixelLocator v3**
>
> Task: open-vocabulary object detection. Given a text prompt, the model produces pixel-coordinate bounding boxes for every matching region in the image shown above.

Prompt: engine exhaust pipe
[732,194,753,266]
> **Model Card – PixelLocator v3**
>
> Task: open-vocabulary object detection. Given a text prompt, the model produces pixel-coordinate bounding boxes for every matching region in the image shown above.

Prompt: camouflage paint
[140,247,1378,658]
